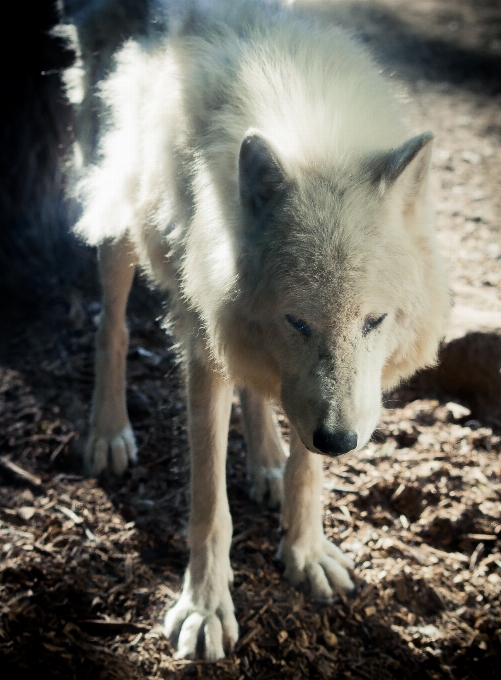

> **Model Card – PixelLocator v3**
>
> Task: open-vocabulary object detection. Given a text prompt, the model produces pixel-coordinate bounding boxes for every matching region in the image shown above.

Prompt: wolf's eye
[363,314,387,336]
[285,314,312,338]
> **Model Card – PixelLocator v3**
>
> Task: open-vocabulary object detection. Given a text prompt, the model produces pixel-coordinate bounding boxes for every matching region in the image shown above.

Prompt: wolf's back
[62,0,411,247]
[59,0,154,163]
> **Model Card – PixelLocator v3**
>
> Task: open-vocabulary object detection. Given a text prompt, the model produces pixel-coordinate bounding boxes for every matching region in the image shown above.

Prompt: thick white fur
[62,0,449,660]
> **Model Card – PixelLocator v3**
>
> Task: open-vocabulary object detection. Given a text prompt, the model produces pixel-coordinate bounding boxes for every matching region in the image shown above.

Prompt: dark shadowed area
[0,1,86,312]
[1,1,500,678]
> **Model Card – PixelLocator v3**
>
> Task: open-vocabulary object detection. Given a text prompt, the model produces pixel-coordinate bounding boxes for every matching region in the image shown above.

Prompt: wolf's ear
[370,132,434,200]
[239,132,286,222]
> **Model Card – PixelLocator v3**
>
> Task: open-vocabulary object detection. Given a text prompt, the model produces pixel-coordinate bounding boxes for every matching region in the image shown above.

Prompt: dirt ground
[1,1,500,678]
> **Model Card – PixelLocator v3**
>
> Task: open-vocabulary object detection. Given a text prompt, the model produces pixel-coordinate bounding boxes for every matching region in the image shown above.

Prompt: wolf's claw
[85,425,137,476]
[278,535,355,600]
[164,585,238,660]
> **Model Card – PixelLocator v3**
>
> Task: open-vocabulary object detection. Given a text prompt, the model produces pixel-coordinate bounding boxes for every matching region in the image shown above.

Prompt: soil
[1,1,500,678]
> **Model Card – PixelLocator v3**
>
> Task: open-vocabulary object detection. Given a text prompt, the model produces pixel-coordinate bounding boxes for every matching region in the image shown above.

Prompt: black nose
[312,428,358,456]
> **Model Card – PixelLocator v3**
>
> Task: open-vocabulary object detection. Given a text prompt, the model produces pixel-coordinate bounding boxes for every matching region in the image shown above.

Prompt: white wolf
[60,0,449,660]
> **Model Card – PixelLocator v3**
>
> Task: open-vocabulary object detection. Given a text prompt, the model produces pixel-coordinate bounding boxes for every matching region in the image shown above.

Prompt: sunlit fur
[65,0,448,453]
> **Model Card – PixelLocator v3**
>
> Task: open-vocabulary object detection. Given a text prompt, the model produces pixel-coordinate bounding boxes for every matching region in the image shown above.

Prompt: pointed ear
[370,132,434,201]
[239,131,286,222]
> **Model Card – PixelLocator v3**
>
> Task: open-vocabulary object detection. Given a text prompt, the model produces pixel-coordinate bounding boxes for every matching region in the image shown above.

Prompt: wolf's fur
[61,0,449,659]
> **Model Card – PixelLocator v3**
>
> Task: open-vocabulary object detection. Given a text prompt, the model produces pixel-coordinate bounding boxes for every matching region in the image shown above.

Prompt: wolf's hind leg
[164,352,238,660]
[278,429,355,600]
[239,387,287,508]
[85,237,137,476]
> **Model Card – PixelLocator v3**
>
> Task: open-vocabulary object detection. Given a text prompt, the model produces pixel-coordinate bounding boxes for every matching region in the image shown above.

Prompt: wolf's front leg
[240,387,287,508]
[278,429,355,600]
[164,357,237,660]
[86,238,137,475]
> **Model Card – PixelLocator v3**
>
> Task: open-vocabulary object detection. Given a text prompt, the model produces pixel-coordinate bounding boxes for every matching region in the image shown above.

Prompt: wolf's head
[230,130,448,455]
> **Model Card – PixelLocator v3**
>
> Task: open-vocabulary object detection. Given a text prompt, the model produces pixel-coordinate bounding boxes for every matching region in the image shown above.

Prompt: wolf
[60,0,449,660]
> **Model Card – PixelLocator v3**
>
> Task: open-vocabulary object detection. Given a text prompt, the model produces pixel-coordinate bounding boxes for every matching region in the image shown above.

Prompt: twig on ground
[0,456,42,487]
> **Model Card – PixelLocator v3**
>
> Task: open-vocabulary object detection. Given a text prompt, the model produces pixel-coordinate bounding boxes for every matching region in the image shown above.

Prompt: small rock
[415,285,501,424]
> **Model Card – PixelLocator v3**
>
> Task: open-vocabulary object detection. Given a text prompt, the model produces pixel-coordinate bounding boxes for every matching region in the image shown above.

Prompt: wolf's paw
[278,535,355,601]
[164,585,238,660]
[85,425,137,476]
[248,464,285,508]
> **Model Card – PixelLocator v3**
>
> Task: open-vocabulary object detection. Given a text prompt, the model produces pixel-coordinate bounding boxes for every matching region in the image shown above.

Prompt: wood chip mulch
[1,279,500,680]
